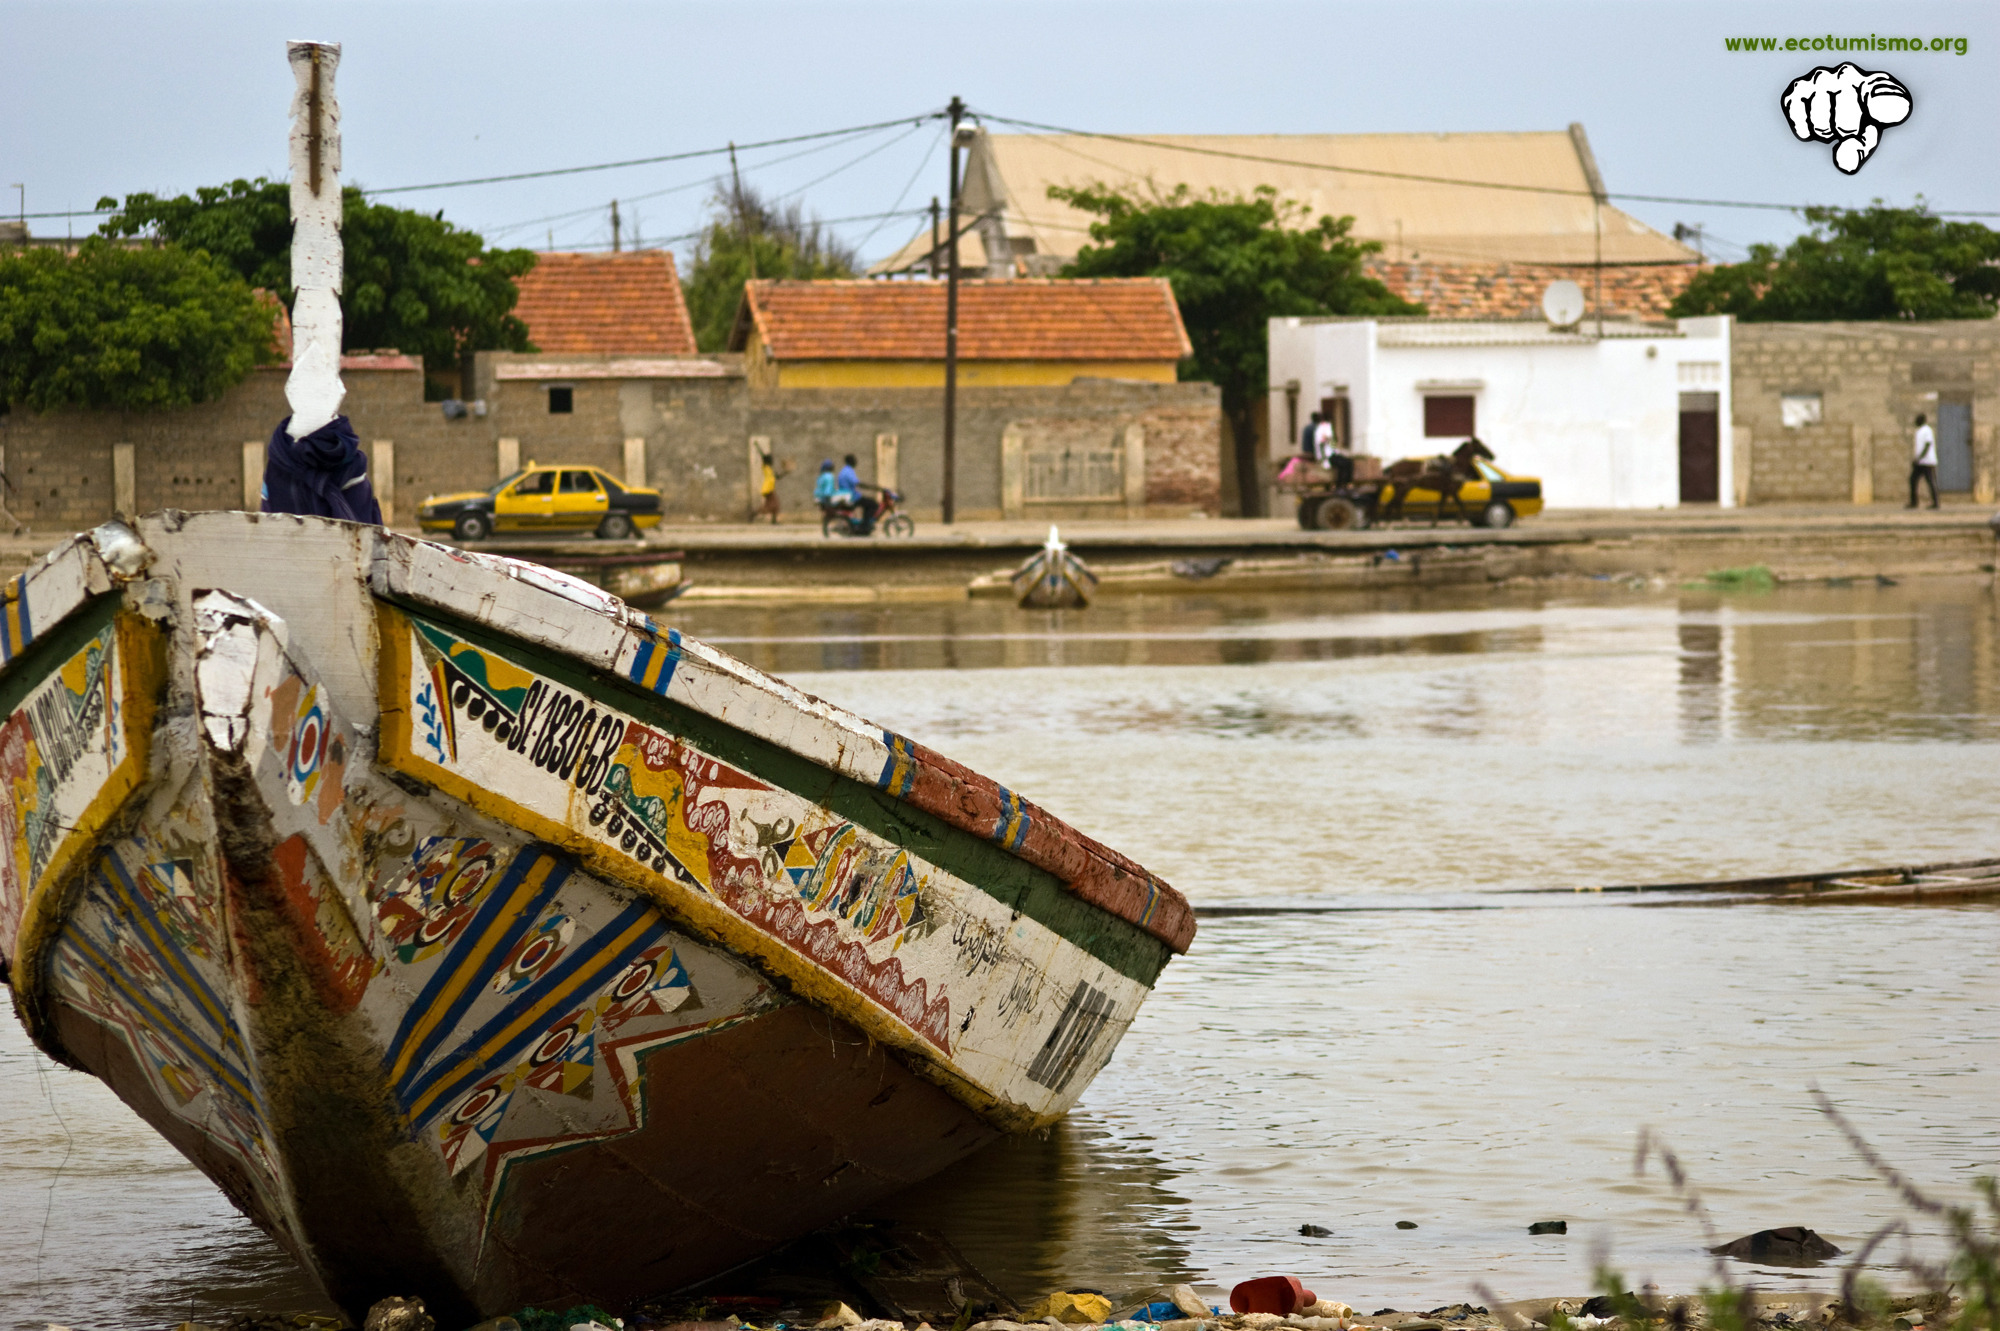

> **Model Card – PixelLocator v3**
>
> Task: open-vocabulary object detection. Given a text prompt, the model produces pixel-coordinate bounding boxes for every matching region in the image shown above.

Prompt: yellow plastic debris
[817,1304,865,1329]
[1023,1292,1115,1325]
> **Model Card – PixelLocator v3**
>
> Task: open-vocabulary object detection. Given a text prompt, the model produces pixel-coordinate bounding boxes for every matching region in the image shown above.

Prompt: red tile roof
[512,251,698,355]
[734,278,1192,362]
[1367,258,1703,321]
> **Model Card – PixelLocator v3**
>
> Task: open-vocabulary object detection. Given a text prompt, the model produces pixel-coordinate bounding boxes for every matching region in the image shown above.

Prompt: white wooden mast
[285,41,344,439]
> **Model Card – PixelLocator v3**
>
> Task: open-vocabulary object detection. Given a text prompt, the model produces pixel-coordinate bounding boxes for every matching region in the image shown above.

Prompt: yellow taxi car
[418,464,664,542]
[1388,456,1545,528]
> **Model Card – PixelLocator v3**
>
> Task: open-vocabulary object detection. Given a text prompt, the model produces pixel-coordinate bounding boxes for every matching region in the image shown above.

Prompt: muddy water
[5,579,1997,1327]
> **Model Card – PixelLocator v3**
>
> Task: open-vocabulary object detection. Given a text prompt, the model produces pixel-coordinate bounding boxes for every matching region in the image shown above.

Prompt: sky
[3,0,1996,270]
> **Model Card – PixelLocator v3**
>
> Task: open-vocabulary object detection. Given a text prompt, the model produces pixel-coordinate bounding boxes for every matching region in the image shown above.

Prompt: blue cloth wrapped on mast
[260,415,383,524]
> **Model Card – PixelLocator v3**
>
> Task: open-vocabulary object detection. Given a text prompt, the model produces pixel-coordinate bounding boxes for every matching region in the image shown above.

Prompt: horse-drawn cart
[1276,442,1544,531]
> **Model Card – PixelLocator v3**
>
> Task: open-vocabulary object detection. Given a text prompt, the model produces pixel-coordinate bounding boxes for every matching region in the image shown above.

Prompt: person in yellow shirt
[757,447,781,524]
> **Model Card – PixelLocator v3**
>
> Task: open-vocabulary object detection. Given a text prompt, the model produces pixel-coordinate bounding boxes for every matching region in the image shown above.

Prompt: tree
[0,240,278,411]
[684,181,859,352]
[98,179,539,393]
[1054,183,1422,514]
[1667,204,2000,321]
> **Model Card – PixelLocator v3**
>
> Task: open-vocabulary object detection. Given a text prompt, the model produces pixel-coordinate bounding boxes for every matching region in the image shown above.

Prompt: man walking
[1908,413,1939,510]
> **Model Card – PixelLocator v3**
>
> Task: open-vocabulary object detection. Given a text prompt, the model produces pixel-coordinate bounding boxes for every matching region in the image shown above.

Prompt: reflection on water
[4,579,1997,1326]
[873,1117,1199,1304]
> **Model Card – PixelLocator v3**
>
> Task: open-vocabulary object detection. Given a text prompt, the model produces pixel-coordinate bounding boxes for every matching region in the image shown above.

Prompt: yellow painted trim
[372,603,1042,1128]
[770,359,1177,389]
[11,612,166,1026]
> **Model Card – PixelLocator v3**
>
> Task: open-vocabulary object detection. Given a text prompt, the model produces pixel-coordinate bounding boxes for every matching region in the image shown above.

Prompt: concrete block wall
[1,358,1225,533]
[1733,322,2000,503]
[0,365,469,530]
[745,381,1224,521]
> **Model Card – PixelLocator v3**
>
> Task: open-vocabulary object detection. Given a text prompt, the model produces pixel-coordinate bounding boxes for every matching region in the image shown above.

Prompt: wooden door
[1679,409,1720,503]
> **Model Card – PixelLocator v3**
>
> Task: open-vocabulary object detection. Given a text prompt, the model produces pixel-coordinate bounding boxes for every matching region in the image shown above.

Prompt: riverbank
[661,504,2000,604]
[3,505,1994,606]
[152,1286,1949,1331]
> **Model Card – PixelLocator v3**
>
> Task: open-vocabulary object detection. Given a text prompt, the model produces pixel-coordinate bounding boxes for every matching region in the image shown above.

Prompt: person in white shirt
[1314,416,1354,485]
[1908,413,1939,509]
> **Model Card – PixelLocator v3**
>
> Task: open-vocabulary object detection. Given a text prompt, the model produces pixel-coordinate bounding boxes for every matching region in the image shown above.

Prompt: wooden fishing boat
[0,513,1194,1321]
[1012,528,1098,610]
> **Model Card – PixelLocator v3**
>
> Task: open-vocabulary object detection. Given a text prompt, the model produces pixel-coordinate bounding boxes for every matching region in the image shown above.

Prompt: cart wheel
[1481,501,1515,529]
[1296,497,1324,530]
[1316,497,1365,530]
[596,513,635,540]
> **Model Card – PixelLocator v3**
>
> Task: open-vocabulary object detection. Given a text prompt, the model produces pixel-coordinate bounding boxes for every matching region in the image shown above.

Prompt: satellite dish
[1542,279,1586,328]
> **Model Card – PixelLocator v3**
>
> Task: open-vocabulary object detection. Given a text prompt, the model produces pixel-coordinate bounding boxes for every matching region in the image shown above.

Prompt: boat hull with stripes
[0,515,1193,1320]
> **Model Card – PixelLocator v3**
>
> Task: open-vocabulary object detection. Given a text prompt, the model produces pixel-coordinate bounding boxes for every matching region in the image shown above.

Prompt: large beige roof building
[876,125,1698,286]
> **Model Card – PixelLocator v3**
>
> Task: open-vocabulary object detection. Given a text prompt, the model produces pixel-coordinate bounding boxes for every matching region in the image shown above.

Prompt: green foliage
[1692,564,1778,591]
[685,180,858,351]
[1053,183,1422,430]
[1667,205,2000,322]
[97,178,539,383]
[0,239,278,410]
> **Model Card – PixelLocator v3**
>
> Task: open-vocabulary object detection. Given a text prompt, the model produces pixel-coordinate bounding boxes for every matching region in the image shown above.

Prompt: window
[512,470,554,496]
[559,469,600,494]
[547,385,574,414]
[1424,395,1475,437]
[1780,393,1822,429]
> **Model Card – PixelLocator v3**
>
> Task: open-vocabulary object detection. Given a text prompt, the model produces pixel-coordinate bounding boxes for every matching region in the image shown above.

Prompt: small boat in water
[1012,527,1098,609]
[0,514,1192,1321]
[465,539,691,607]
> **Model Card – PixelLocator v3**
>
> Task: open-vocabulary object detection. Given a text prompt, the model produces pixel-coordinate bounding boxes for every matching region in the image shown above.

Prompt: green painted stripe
[0,593,120,718]
[383,597,1171,987]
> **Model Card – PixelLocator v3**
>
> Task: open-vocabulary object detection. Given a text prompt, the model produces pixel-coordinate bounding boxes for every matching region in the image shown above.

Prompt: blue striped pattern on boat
[877,731,917,797]
[385,846,573,1104]
[994,787,1031,851]
[626,628,683,695]
[1,574,33,664]
[398,898,663,1127]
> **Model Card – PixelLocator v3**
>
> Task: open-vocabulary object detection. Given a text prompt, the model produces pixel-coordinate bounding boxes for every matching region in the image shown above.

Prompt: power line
[479,123,917,241]
[548,208,932,253]
[362,113,943,196]
[18,112,945,221]
[852,125,947,252]
[969,109,2000,218]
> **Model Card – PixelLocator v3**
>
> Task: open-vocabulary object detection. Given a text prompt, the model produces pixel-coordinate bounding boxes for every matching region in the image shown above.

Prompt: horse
[1379,438,1496,523]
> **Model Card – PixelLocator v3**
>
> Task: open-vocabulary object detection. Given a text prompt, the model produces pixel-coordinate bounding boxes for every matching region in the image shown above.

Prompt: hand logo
[1782,63,1912,173]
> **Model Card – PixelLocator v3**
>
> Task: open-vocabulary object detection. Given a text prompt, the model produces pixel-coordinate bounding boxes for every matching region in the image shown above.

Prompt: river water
[5,577,1998,1327]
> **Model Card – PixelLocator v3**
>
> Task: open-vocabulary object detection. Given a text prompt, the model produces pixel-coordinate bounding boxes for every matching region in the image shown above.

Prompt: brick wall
[0,364,463,530]
[747,380,1223,520]
[1733,321,2000,504]
[0,358,1224,532]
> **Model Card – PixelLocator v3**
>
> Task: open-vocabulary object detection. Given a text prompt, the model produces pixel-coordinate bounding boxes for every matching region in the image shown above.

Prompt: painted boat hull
[0,515,1192,1320]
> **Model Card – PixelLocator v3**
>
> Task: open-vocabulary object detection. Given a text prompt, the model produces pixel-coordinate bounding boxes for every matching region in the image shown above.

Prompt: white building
[1267,315,1735,509]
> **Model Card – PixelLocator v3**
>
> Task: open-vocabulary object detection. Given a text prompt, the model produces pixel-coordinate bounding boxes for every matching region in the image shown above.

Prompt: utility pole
[943,97,966,525]
[730,142,757,281]
[611,200,621,253]
[928,197,941,278]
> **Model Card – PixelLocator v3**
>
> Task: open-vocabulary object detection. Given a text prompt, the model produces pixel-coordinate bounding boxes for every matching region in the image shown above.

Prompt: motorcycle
[820,486,915,538]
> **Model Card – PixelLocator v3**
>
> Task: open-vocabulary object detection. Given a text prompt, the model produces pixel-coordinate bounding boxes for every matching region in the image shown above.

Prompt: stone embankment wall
[0,355,1225,531]
[1733,321,2000,504]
